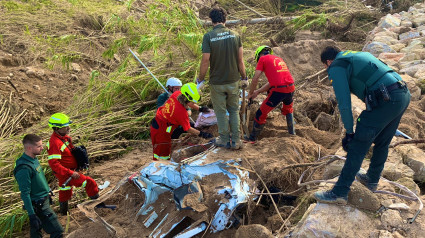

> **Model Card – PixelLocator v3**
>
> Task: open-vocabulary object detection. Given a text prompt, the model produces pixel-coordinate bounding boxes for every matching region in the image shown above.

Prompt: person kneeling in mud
[157,77,208,140]
[245,46,296,143]
[150,83,213,160]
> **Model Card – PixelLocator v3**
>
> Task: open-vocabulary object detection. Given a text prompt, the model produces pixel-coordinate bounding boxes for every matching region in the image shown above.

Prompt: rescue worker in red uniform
[150,83,213,160]
[246,46,296,143]
[47,113,99,215]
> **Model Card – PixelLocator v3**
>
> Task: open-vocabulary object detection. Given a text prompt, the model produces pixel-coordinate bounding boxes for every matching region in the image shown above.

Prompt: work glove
[196,78,205,91]
[199,131,213,139]
[342,133,354,152]
[199,106,210,113]
[29,214,42,231]
[240,76,248,89]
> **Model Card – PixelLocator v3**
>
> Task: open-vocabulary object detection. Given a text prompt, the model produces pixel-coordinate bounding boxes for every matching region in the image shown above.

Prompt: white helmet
[166,77,182,87]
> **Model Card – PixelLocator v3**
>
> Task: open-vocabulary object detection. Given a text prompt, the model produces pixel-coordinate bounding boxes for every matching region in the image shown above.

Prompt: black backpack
[71,145,89,171]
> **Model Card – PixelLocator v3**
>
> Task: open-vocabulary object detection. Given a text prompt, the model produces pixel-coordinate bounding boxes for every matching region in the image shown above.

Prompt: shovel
[241,88,249,138]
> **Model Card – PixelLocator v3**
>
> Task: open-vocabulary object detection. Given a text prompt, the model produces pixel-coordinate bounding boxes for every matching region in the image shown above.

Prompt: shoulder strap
[14,164,34,177]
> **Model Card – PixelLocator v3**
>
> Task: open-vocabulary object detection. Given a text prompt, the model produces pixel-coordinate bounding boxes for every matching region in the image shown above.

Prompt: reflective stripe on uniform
[47,154,61,160]
[166,126,172,133]
[60,141,70,152]
[82,180,87,188]
[59,186,72,191]
[46,142,50,150]
[154,154,170,160]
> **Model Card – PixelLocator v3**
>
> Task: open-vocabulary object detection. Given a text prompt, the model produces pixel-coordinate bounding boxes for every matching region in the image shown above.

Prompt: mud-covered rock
[381,209,403,229]
[25,67,45,79]
[382,161,415,181]
[399,64,425,77]
[396,145,425,182]
[235,224,273,238]
[412,13,425,27]
[323,160,344,180]
[395,177,421,195]
[379,53,405,65]
[414,68,425,79]
[313,112,333,131]
[348,182,380,211]
[363,42,395,56]
[399,31,420,41]
[390,43,406,52]
[378,14,401,29]
[291,203,378,238]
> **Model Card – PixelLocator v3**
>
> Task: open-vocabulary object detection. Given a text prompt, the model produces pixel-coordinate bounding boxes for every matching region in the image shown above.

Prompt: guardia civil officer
[314,46,411,204]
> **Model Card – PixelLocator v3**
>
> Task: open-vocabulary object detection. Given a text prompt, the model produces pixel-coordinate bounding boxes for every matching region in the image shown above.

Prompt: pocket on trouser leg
[354,123,378,143]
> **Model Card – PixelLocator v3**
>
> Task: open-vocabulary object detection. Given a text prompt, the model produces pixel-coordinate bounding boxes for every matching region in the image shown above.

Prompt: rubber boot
[286,113,295,135]
[90,194,99,199]
[246,121,265,142]
[59,201,68,215]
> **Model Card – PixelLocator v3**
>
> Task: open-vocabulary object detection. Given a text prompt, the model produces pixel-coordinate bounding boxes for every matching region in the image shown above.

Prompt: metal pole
[129,48,169,94]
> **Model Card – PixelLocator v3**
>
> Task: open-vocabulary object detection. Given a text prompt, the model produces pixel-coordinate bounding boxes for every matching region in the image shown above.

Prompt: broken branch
[390,139,425,148]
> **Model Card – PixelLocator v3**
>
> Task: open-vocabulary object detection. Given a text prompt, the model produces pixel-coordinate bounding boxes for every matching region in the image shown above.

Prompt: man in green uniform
[314,46,411,204]
[197,7,247,150]
[14,134,64,237]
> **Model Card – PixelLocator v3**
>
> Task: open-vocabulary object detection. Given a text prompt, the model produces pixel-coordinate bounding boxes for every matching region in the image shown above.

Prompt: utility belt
[365,81,407,111]
[270,83,294,89]
[26,195,49,214]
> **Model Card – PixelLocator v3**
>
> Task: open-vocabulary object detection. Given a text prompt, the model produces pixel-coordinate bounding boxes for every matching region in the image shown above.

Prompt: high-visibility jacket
[47,132,77,177]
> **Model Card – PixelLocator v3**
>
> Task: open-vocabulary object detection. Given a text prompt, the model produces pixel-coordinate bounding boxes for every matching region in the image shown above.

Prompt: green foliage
[418,79,425,95]
[289,10,327,31]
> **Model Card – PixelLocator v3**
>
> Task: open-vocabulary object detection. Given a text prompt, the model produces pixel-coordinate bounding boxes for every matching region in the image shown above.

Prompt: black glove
[199,106,210,113]
[342,133,354,152]
[29,214,42,231]
[199,131,213,139]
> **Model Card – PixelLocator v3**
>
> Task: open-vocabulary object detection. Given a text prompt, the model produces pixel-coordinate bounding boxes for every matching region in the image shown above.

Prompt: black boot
[59,201,68,215]
[286,113,295,135]
[246,121,264,142]
[89,194,99,199]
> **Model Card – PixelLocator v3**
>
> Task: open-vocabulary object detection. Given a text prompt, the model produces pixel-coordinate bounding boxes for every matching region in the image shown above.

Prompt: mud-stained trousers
[332,87,411,197]
[57,173,98,202]
[255,86,294,125]
[150,117,178,160]
[210,81,240,143]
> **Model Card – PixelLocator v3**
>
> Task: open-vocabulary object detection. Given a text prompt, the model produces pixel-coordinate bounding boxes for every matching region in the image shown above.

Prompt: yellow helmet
[48,113,72,128]
[181,83,200,103]
[255,45,273,62]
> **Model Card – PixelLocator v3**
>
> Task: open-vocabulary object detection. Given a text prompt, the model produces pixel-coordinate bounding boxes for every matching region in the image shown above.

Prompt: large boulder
[313,112,333,131]
[381,209,403,229]
[363,42,395,57]
[348,182,381,211]
[395,145,425,182]
[378,14,401,29]
[414,68,425,80]
[291,203,378,238]
[399,63,425,77]
[382,161,415,181]
[390,43,407,52]
[235,224,273,238]
[399,31,420,41]
[412,13,425,27]
[374,35,399,45]
[378,53,405,65]
[400,39,424,54]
